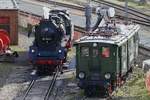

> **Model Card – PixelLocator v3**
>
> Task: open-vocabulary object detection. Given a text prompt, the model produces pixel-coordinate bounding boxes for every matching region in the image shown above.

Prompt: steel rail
[44,66,59,100]
[19,9,150,26]
[139,44,150,52]
[19,9,150,30]
[38,0,85,11]
[39,0,150,21]
[93,0,150,22]
[22,79,36,100]
[93,0,150,18]
[35,0,150,26]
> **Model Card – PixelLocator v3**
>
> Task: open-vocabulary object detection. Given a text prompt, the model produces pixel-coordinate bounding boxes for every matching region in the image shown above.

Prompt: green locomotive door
[89,46,101,80]
[90,47,100,72]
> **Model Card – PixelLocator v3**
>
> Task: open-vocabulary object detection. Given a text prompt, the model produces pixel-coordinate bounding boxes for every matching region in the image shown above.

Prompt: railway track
[93,0,150,21]
[93,0,150,26]
[22,66,60,100]
[139,44,150,57]
[35,0,150,26]
[44,66,59,100]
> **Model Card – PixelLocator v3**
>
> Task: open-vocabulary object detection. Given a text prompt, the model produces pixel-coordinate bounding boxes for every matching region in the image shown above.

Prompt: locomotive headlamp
[105,73,111,79]
[58,50,62,53]
[93,43,97,47]
[79,72,85,79]
[31,49,35,53]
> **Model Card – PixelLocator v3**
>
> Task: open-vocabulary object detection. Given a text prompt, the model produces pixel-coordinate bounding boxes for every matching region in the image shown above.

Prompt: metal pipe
[85,3,92,32]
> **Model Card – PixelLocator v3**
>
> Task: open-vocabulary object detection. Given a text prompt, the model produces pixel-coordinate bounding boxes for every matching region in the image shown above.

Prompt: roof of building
[0,0,18,10]
[75,24,140,46]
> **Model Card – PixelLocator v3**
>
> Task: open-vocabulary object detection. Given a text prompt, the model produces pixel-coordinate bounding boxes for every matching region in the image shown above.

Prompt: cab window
[81,47,89,57]
[102,47,110,58]
[93,49,98,57]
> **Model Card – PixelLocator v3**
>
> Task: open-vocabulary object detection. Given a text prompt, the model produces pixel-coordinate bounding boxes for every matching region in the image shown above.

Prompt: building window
[102,47,110,58]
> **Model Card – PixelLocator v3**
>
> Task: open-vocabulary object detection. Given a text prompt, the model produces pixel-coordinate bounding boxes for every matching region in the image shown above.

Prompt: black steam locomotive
[28,9,73,73]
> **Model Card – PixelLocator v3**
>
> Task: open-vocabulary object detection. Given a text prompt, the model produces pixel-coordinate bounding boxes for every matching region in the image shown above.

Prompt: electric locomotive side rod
[44,66,60,100]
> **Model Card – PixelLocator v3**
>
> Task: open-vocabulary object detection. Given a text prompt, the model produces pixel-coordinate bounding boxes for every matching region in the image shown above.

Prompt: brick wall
[19,12,41,28]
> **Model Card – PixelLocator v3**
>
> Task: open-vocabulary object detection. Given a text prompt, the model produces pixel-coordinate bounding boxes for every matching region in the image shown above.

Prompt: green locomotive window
[102,47,110,58]
[81,47,89,57]
[93,49,98,57]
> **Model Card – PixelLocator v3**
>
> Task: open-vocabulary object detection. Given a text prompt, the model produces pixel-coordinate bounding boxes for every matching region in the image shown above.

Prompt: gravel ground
[0,28,34,100]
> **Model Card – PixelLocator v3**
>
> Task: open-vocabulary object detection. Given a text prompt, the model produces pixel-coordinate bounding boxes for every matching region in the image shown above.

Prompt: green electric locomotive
[74,7,140,96]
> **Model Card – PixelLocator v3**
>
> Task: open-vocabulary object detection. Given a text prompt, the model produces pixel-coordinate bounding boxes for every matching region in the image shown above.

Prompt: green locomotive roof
[75,24,140,46]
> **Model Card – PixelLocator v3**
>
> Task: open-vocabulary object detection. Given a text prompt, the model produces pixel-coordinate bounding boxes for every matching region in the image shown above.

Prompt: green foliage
[114,68,150,100]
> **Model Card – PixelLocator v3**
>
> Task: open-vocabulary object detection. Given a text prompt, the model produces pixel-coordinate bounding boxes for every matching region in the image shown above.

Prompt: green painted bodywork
[75,43,119,81]
[75,32,139,83]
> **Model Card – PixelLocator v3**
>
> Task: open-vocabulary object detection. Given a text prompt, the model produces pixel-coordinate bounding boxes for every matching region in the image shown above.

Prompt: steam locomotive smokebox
[0,0,18,45]
[143,59,150,73]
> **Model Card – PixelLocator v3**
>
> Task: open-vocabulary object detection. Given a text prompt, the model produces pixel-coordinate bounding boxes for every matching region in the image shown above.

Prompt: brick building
[0,0,18,45]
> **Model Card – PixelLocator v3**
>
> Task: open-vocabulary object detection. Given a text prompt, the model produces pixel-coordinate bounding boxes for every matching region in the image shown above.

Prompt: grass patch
[114,68,150,100]
[67,73,76,82]
[10,46,26,52]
